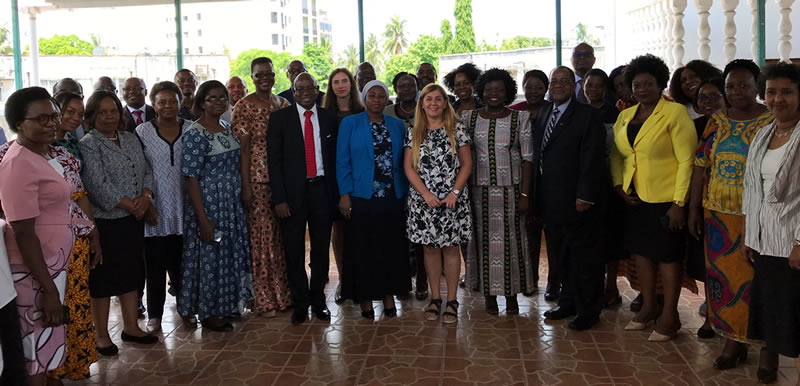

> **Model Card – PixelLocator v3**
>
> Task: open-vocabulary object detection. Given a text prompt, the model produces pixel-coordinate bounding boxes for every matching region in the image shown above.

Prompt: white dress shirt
[296,104,324,176]
[126,104,147,125]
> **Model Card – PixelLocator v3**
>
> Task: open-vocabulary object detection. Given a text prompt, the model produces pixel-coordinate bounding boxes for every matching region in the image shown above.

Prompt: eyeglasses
[204,96,229,103]
[573,51,594,58]
[294,86,317,94]
[697,93,723,103]
[253,72,276,80]
[23,113,62,125]
[122,87,145,93]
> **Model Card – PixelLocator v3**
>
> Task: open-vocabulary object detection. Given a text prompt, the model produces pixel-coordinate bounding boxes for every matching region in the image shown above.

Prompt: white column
[696,0,713,61]
[656,3,667,60]
[664,0,675,68]
[748,0,759,60]
[28,9,40,87]
[776,0,794,62]
[671,0,688,67]
[721,0,739,62]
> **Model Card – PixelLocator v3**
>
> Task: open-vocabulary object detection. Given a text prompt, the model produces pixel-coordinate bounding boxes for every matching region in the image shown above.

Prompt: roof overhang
[22,0,247,9]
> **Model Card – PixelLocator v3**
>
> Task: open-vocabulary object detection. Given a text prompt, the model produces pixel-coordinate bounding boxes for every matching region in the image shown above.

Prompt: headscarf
[360,80,389,104]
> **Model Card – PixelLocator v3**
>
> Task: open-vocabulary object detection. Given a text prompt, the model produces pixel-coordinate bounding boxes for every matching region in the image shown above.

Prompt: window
[198,46,203,54]
[197,29,202,37]
[184,48,189,54]
[271,12,278,23]
[184,31,188,38]
[183,15,188,21]
[303,36,309,43]
[197,13,201,20]
[272,34,279,45]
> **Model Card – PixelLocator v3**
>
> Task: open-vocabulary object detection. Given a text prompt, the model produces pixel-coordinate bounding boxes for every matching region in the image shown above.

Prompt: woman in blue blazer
[336,80,410,318]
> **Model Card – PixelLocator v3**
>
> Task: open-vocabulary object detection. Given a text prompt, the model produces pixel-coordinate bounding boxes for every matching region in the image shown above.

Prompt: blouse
[742,120,800,258]
[371,121,394,197]
[384,104,415,129]
[79,130,154,219]
[463,109,533,187]
[53,137,82,165]
[136,120,191,237]
[694,111,773,214]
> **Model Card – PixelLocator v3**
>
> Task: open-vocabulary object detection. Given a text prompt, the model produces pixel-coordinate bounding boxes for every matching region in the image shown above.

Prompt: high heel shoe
[647,329,677,342]
[697,326,716,339]
[756,367,778,384]
[624,320,652,331]
[713,345,748,370]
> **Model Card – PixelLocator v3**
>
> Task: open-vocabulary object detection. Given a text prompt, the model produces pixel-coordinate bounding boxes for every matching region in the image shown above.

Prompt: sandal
[424,299,442,321]
[443,300,459,324]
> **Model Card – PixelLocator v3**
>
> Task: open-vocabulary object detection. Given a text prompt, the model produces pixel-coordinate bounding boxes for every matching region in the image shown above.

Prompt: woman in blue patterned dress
[180,81,252,332]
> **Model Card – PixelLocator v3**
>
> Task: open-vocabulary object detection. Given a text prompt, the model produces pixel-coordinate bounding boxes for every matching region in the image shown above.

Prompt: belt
[306,176,324,183]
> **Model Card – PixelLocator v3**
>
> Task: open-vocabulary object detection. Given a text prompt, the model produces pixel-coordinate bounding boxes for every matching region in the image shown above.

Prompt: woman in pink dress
[0,87,75,386]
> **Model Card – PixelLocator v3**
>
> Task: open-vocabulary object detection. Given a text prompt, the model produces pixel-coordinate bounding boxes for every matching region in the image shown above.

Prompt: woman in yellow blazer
[610,54,698,342]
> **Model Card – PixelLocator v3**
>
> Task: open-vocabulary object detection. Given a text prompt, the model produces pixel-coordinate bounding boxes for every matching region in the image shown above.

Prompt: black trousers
[279,180,332,311]
[543,207,605,317]
[0,298,27,386]
[527,213,543,287]
[144,235,183,318]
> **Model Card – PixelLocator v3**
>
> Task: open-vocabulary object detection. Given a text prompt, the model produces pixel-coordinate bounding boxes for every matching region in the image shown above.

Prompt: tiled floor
[65,256,800,386]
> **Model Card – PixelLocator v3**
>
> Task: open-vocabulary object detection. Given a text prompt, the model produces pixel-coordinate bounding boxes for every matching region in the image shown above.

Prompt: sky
[0,0,613,56]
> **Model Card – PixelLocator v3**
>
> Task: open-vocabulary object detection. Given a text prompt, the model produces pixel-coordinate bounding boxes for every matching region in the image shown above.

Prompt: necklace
[105,133,119,141]
[775,128,794,138]
[398,102,415,115]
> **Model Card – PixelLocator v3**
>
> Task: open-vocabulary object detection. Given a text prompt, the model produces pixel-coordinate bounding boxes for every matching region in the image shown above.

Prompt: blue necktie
[540,106,559,174]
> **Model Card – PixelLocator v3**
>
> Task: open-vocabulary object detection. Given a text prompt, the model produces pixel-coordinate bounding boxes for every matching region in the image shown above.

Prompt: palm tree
[382,16,408,55]
[340,44,359,73]
[365,34,382,68]
[320,36,333,54]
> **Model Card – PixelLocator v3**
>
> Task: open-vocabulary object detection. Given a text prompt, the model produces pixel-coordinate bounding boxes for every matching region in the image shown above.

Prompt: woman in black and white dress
[404,83,472,324]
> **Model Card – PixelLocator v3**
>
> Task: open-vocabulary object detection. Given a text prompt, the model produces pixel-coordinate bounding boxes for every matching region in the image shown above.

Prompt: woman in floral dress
[180,81,252,332]
[231,57,292,316]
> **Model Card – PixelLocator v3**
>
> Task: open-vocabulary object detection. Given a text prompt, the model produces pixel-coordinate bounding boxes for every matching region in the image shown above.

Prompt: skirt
[246,183,292,313]
[47,237,97,380]
[704,210,754,343]
[624,202,686,263]
[341,197,411,301]
[89,216,145,298]
[748,254,800,357]
[603,189,627,263]
[466,185,535,296]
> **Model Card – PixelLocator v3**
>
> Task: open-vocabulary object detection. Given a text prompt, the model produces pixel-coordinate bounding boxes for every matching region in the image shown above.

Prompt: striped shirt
[742,120,800,258]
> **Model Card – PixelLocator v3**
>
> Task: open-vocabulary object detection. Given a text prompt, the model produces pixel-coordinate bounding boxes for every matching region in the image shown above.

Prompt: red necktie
[133,110,143,125]
[303,110,317,178]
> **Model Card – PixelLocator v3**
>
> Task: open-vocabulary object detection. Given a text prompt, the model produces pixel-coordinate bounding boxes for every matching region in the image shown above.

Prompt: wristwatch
[452,189,461,197]
[673,201,685,207]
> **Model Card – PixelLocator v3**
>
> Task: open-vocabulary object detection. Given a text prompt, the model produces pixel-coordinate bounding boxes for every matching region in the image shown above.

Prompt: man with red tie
[123,77,156,132]
[267,72,339,325]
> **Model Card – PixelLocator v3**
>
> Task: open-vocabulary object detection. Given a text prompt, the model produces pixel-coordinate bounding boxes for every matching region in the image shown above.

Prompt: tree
[230,48,293,93]
[574,23,601,46]
[452,0,476,54]
[500,36,552,51]
[477,39,497,52]
[381,34,446,88]
[365,34,382,73]
[383,16,408,55]
[38,34,93,55]
[440,20,453,54]
[301,42,335,90]
[339,44,359,73]
[0,25,13,55]
[320,36,333,54]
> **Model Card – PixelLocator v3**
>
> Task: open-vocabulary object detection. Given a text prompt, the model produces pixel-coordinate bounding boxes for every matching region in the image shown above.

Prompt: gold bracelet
[520,192,529,198]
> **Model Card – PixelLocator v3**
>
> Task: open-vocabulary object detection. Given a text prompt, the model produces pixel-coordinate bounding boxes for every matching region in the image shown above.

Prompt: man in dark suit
[123,77,156,132]
[534,66,608,331]
[277,60,325,105]
[267,72,339,326]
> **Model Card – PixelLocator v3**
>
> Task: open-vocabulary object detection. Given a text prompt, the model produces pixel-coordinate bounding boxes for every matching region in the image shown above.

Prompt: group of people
[1,41,800,385]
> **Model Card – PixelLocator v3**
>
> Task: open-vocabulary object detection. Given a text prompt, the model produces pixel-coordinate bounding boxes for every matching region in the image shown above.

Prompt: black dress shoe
[96,343,119,356]
[713,344,747,370]
[630,293,643,312]
[757,367,778,384]
[383,308,397,317]
[361,309,375,319]
[697,326,716,339]
[334,293,345,304]
[543,306,576,321]
[544,284,561,302]
[120,331,158,344]
[201,319,233,332]
[312,306,331,321]
[291,310,308,326]
[568,314,599,331]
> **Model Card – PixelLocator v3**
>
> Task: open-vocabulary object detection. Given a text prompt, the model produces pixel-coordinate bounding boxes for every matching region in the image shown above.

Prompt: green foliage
[339,44,359,73]
[574,23,601,46]
[383,15,408,55]
[38,34,93,55]
[477,39,497,52]
[381,34,445,89]
[319,36,333,54]
[229,48,293,94]
[365,33,382,70]
[452,0,476,54]
[499,36,552,50]
[440,20,453,54]
[0,25,12,55]
[301,42,335,90]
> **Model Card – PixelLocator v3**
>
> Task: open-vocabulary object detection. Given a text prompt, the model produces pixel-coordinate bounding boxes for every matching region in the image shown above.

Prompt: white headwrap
[360,80,390,104]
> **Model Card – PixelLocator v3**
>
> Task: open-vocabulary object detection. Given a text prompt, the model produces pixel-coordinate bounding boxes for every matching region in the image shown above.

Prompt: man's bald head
[355,62,376,92]
[94,76,117,93]
[53,78,84,99]
[226,76,247,105]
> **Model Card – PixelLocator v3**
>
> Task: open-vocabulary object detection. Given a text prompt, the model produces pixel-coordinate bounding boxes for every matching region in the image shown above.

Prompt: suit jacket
[267,104,339,213]
[610,98,697,204]
[336,112,409,200]
[532,98,607,225]
[124,104,156,132]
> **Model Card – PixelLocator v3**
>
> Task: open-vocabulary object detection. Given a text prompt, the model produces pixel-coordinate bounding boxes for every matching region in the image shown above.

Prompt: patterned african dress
[695,110,773,343]
[231,96,292,313]
[0,143,96,380]
[464,109,536,296]
[179,121,252,320]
